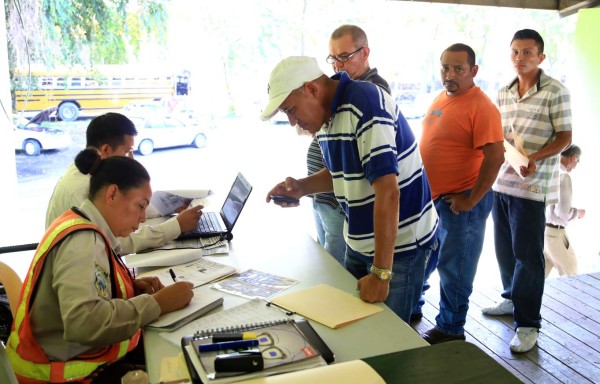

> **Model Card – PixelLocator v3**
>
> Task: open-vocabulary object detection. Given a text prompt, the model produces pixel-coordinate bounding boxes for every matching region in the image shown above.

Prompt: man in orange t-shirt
[417,43,504,344]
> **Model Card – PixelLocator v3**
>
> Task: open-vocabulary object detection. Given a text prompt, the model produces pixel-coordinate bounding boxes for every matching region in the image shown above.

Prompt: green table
[363,341,520,383]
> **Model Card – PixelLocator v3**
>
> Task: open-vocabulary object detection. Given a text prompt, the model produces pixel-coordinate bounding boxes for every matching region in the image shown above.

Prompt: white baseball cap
[260,56,324,121]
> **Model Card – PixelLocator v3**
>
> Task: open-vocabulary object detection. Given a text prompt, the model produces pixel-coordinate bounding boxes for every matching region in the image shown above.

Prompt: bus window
[13,66,178,121]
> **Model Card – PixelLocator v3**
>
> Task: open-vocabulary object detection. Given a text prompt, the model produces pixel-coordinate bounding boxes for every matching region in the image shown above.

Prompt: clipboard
[181,319,334,383]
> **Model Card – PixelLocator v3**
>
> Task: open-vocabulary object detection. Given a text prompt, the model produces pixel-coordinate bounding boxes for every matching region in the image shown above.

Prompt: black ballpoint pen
[169,268,178,282]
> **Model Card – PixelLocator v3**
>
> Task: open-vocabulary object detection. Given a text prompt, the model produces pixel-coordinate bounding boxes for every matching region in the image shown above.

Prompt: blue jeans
[413,244,439,315]
[312,200,346,265]
[345,246,428,323]
[434,190,493,335]
[492,192,545,329]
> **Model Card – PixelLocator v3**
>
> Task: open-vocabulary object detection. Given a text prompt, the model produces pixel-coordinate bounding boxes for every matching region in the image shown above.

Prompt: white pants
[544,226,578,277]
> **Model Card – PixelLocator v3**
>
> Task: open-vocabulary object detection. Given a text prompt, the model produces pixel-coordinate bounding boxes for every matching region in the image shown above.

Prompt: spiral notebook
[178,299,334,384]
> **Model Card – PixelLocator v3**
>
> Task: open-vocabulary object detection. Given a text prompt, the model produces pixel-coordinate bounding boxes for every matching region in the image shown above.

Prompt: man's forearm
[372,175,399,270]
[298,168,334,195]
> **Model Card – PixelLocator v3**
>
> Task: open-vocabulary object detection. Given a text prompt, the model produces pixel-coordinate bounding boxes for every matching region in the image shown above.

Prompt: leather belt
[546,223,564,229]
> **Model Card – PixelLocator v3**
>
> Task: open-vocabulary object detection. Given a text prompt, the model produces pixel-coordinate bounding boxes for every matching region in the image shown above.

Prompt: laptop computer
[178,172,252,240]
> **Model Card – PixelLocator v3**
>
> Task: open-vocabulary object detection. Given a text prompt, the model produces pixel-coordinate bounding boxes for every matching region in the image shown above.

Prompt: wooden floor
[411,272,600,383]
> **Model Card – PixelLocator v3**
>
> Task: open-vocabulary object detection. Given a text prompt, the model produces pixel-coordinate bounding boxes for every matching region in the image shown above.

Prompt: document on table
[146,290,224,331]
[123,237,229,268]
[212,269,299,300]
[138,257,237,288]
[271,284,383,329]
[503,139,528,180]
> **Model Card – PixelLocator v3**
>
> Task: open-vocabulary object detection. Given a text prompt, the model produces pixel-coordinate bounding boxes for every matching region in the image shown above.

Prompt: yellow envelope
[271,284,383,329]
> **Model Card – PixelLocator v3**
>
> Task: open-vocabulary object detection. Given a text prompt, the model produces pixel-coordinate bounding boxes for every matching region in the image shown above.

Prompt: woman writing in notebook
[7,149,194,383]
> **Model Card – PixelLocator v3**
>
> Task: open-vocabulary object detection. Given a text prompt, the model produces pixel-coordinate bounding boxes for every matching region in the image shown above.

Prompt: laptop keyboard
[198,212,223,233]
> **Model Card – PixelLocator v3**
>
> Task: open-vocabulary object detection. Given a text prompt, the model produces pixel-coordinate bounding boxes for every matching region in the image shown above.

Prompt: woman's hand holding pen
[152,281,194,314]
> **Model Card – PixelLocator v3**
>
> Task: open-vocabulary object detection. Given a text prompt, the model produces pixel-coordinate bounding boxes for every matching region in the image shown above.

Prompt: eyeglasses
[326,47,364,64]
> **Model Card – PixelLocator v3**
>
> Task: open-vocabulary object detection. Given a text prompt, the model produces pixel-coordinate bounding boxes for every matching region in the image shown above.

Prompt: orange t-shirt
[419,86,503,200]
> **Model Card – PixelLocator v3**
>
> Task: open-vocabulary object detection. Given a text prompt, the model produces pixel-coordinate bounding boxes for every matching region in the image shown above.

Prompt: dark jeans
[492,192,545,329]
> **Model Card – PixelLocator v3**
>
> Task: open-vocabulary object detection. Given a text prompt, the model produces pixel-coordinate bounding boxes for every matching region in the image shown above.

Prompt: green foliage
[7,0,170,68]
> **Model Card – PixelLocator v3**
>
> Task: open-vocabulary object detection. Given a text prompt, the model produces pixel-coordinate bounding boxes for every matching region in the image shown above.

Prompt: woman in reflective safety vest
[7,148,194,383]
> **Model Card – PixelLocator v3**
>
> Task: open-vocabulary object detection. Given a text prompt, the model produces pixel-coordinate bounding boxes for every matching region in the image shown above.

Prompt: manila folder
[271,284,383,329]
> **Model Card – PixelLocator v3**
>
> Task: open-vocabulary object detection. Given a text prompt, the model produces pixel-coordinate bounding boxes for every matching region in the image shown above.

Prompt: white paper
[147,189,212,218]
[146,290,224,330]
[503,140,528,180]
[138,257,237,288]
[123,248,203,268]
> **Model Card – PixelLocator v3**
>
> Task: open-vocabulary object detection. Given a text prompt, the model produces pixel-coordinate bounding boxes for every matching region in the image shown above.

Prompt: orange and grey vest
[6,209,141,383]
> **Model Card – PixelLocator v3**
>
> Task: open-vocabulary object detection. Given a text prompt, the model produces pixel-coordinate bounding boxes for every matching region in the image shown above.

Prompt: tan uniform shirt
[32,200,161,361]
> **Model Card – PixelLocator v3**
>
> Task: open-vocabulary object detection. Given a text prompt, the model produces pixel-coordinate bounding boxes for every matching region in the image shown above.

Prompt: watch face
[371,265,392,280]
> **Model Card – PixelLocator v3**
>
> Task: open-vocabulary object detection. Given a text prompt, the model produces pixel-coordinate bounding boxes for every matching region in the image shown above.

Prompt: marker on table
[169,268,178,282]
[212,332,258,343]
[198,339,259,353]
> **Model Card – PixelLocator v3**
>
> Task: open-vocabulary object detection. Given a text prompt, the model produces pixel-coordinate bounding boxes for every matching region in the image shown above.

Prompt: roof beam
[559,0,600,17]
[394,0,600,15]
[393,1,560,10]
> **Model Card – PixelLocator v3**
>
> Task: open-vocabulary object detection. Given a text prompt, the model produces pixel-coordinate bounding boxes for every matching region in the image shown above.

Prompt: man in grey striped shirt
[482,29,572,353]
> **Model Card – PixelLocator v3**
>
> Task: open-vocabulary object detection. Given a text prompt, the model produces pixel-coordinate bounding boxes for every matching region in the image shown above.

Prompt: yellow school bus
[13,65,177,121]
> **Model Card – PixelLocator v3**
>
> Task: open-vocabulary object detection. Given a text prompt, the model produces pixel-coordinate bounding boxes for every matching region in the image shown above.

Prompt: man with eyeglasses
[544,144,584,278]
[327,25,390,93]
[261,56,438,323]
[306,25,391,266]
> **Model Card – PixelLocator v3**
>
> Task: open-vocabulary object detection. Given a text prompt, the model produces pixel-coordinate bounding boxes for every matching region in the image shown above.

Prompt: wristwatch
[370,265,393,281]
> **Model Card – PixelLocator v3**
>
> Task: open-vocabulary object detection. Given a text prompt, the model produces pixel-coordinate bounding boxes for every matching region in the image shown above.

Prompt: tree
[5,0,169,69]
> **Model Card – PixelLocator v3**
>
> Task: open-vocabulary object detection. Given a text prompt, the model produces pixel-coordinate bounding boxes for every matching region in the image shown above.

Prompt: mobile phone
[269,195,300,204]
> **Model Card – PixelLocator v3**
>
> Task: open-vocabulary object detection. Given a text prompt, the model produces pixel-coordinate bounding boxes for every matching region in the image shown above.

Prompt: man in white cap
[262,56,439,323]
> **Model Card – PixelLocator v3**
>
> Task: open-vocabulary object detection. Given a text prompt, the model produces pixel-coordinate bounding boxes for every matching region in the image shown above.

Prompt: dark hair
[511,29,545,54]
[331,24,368,47]
[561,144,581,158]
[86,113,138,150]
[442,43,476,68]
[74,148,150,200]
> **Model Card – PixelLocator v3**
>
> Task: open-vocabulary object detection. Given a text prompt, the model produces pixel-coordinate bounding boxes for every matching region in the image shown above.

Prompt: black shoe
[421,328,465,345]
[410,312,423,323]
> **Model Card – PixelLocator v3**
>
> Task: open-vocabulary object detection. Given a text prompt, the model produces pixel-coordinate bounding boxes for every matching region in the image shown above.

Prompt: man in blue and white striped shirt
[261,56,438,322]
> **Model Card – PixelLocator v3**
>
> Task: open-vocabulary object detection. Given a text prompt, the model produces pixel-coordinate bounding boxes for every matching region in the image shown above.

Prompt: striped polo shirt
[317,72,438,257]
[307,68,391,211]
[493,69,572,205]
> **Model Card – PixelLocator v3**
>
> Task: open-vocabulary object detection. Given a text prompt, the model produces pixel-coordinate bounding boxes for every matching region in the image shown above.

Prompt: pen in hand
[169,268,178,283]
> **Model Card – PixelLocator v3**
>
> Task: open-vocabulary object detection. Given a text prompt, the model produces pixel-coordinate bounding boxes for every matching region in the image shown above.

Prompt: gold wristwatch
[370,265,393,281]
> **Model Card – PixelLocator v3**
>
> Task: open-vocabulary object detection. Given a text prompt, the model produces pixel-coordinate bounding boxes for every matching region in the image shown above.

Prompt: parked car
[13,107,71,156]
[127,115,208,156]
[122,96,213,128]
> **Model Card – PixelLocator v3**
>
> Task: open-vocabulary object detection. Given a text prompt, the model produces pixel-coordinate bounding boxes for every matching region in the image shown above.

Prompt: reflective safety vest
[6,209,141,383]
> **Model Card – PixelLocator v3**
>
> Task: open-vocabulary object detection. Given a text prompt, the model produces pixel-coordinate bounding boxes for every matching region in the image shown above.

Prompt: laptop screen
[220,173,252,231]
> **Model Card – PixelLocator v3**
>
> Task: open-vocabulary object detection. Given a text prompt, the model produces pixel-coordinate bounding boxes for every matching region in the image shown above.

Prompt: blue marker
[198,339,259,353]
